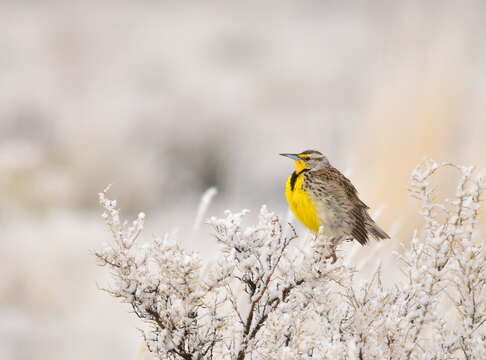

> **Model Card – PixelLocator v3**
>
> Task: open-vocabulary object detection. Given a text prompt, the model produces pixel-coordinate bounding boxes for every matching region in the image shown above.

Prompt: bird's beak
[280,153,301,161]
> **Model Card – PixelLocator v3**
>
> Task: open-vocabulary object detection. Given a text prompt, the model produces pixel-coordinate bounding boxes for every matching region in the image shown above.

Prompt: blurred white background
[1,1,485,359]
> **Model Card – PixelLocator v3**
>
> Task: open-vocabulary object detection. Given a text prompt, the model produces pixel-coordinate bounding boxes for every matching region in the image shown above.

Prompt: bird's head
[280,150,329,171]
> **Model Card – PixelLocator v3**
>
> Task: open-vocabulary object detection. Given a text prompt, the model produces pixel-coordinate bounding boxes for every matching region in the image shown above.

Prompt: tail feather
[367,222,390,240]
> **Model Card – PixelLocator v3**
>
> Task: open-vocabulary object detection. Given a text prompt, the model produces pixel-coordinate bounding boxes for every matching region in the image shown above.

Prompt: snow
[96,161,486,359]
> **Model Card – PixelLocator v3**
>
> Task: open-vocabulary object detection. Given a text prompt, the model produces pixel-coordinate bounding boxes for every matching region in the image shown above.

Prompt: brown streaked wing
[350,206,368,245]
[312,166,371,245]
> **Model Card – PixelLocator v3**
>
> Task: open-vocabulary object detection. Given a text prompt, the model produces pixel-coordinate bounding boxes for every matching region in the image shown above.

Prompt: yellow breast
[285,173,320,233]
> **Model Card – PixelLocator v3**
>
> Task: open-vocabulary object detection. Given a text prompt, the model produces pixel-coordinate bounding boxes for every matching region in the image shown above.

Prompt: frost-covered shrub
[95,161,485,359]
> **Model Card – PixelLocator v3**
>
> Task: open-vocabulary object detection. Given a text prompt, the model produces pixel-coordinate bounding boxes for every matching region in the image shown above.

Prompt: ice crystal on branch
[96,161,485,360]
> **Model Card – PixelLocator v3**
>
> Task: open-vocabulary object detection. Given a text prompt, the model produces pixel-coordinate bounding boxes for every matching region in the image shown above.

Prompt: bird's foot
[325,236,345,264]
[313,235,341,264]
[324,251,337,264]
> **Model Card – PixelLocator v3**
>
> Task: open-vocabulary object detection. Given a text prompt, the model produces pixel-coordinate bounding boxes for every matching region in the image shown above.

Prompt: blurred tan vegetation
[0,0,485,359]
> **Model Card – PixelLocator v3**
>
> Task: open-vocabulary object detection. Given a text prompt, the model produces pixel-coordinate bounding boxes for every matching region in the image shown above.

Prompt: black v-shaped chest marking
[290,169,309,191]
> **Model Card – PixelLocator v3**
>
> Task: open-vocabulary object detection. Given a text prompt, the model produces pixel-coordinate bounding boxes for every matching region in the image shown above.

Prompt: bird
[280,150,389,253]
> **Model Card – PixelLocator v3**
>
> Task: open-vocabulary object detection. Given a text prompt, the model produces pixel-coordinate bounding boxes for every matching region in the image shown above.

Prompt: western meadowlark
[281,150,389,255]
